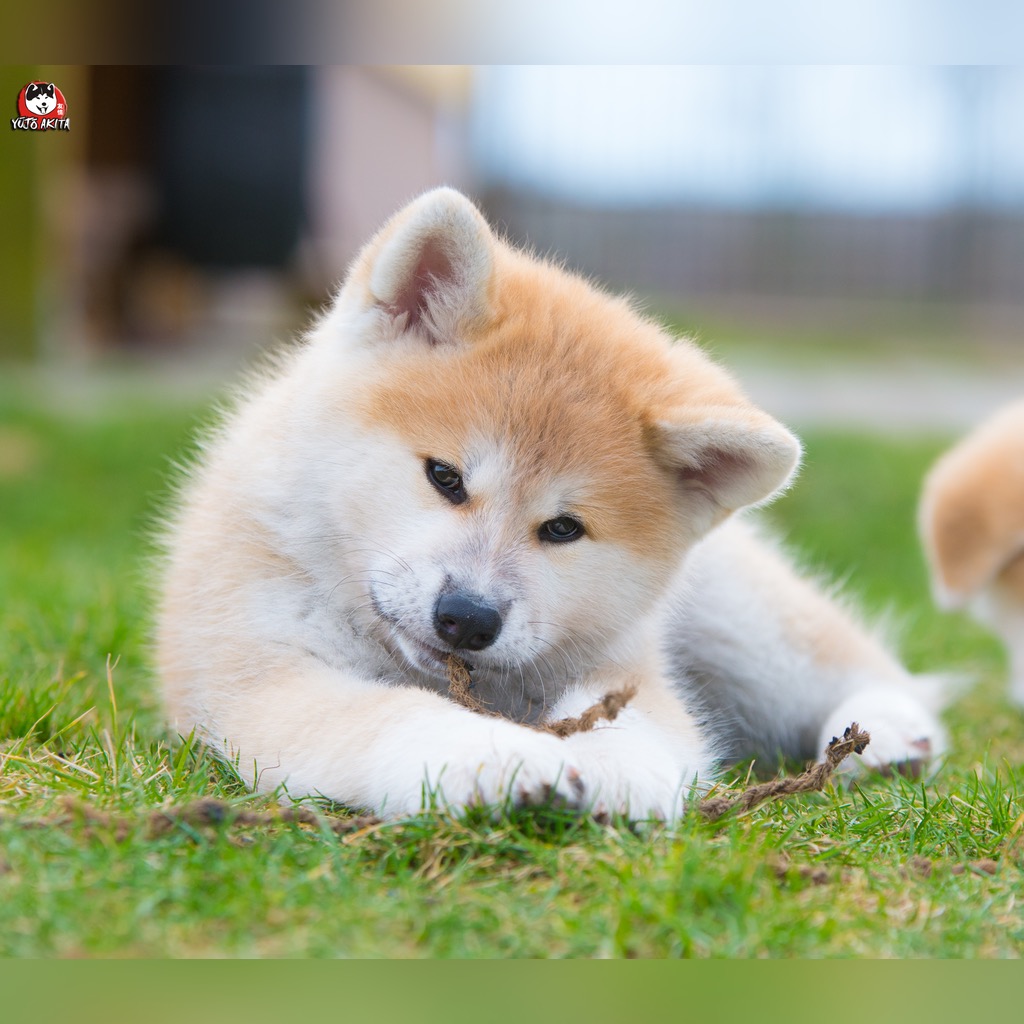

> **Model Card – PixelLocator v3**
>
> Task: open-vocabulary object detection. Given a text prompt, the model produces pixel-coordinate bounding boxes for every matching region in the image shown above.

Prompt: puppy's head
[919,400,1024,609]
[309,189,800,687]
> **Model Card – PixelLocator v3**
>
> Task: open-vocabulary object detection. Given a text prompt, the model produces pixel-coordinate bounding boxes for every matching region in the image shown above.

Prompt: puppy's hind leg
[666,518,946,777]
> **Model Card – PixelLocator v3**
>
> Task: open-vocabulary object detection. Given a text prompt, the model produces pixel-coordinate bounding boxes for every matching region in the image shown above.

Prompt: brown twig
[445,654,496,717]
[697,723,871,821]
[445,654,637,737]
[543,685,639,737]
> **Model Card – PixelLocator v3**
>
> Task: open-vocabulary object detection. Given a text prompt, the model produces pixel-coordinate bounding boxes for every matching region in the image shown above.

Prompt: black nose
[434,592,503,651]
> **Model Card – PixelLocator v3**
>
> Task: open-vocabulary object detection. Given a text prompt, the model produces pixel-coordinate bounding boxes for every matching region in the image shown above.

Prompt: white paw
[817,687,946,780]
[561,713,710,822]
[410,723,587,816]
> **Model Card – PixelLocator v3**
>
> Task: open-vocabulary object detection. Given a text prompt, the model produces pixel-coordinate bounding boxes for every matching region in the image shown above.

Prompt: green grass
[1,377,1022,958]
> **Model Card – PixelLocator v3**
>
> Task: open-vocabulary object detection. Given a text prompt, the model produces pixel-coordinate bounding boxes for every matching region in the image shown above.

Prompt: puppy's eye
[426,459,467,504]
[538,516,585,543]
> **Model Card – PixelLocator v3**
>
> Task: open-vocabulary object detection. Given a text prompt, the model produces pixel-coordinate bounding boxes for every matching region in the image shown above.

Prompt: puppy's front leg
[190,662,588,818]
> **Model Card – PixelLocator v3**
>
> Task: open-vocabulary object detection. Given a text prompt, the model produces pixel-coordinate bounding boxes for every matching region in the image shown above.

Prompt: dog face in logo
[25,82,56,116]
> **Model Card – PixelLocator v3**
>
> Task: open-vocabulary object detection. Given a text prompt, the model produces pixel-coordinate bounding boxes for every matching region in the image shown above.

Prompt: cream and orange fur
[920,400,1024,704]
[157,188,945,820]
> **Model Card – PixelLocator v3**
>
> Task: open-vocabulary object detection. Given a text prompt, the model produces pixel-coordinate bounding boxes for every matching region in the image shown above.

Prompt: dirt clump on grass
[20,796,380,843]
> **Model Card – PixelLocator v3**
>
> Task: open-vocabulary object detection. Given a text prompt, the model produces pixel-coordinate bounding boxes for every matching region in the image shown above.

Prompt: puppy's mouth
[392,632,483,682]
[402,635,471,674]
[369,599,474,679]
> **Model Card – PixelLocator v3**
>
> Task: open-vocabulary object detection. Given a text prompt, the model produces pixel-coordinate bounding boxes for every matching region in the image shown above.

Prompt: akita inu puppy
[920,400,1024,706]
[157,188,945,819]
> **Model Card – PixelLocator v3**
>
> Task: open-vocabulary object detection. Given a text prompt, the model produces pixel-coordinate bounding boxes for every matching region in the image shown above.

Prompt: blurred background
[2,64,1023,426]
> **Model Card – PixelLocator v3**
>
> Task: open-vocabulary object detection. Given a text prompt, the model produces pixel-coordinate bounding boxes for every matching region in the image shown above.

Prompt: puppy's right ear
[347,188,495,346]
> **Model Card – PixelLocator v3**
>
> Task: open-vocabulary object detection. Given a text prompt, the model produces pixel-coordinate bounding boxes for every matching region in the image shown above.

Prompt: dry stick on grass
[446,654,638,738]
[697,723,871,821]
[448,653,871,819]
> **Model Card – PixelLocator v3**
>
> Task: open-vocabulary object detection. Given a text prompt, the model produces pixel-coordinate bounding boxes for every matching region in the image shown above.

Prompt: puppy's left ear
[358,188,495,345]
[648,407,801,519]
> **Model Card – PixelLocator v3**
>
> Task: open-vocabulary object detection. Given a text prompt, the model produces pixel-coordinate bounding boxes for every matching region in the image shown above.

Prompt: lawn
[0,370,1021,958]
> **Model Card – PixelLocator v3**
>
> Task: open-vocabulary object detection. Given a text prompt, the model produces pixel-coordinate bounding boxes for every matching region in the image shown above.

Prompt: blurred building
[475,66,1024,342]
[483,192,1024,311]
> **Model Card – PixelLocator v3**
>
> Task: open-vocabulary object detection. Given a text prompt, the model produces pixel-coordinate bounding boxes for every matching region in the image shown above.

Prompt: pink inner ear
[678,447,755,492]
[390,236,454,332]
[679,448,761,507]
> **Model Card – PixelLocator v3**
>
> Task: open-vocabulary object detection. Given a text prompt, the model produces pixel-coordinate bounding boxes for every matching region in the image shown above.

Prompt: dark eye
[539,516,585,543]
[426,459,467,504]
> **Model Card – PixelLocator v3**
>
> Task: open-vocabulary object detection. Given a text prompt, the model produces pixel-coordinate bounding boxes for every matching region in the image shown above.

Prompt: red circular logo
[17,81,68,120]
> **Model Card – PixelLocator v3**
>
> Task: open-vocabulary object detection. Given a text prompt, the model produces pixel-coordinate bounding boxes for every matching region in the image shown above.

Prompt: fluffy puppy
[157,187,946,818]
